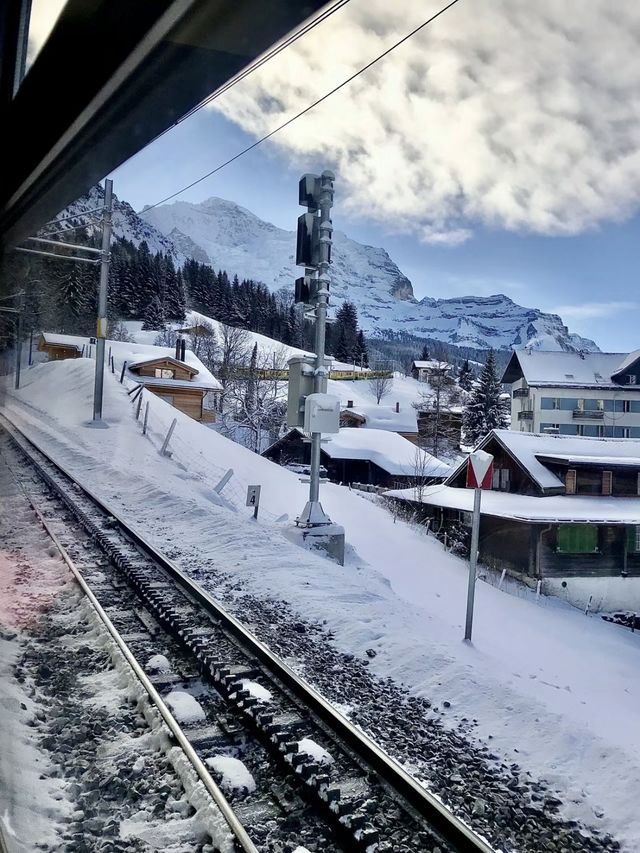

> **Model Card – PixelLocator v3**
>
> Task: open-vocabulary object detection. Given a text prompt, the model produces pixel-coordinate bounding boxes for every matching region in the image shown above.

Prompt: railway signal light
[296,212,320,268]
[298,173,321,212]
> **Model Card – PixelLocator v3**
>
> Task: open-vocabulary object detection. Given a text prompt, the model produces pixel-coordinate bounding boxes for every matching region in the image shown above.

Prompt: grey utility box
[287,356,315,428]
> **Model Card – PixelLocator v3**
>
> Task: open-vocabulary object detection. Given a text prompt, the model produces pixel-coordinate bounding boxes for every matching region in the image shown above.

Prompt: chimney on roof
[347,400,353,408]
[395,401,400,413]
[181,339,186,361]
[175,336,181,360]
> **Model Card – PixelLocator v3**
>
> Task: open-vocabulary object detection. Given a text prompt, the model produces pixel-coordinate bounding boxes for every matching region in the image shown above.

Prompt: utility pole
[93,179,113,422]
[14,291,24,389]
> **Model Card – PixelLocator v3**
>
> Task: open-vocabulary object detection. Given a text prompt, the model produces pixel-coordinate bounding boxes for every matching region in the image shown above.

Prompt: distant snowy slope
[141,196,598,353]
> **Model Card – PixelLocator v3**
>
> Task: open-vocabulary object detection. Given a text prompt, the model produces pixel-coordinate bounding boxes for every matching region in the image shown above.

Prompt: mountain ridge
[140,196,598,353]
[49,186,599,353]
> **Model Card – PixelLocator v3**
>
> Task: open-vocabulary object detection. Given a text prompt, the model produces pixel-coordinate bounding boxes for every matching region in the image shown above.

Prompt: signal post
[288,171,344,564]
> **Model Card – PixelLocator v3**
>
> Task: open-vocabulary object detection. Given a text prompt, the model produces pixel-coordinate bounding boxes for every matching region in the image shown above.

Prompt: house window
[629,375,637,385]
[622,400,631,413]
[557,525,598,554]
[565,469,577,494]
[492,468,511,491]
[602,471,612,496]
[155,368,175,379]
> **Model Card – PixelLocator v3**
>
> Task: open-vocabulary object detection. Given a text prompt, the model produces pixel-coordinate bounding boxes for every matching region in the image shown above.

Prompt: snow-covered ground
[2,359,640,849]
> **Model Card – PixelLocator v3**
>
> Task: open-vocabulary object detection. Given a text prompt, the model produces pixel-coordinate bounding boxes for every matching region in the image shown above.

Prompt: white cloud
[551,301,638,321]
[210,0,640,243]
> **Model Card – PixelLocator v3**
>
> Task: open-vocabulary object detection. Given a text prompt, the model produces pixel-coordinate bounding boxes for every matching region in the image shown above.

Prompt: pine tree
[141,296,166,330]
[356,329,369,368]
[333,301,359,362]
[462,350,508,446]
[420,344,430,361]
[458,359,473,392]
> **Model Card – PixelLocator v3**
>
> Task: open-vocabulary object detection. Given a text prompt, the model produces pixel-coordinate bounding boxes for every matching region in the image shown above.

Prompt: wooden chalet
[38,332,222,423]
[386,429,640,610]
[263,427,449,489]
[38,332,84,360]
[124,344,222,422]
[411,359,452,382]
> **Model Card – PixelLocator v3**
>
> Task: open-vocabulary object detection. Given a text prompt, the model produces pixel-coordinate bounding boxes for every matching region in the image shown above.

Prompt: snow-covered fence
[125,384,279,523]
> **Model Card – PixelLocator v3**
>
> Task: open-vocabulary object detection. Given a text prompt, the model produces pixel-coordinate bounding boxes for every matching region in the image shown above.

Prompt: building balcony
[513,387,529,399]
[572,409,604,420]
[517,410,534,421]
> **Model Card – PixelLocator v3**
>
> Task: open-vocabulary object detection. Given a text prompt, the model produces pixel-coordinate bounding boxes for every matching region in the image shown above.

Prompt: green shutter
[627,526,640,553]
[557,525,598,553]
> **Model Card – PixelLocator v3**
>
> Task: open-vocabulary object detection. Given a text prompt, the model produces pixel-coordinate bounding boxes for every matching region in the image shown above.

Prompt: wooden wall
[145,385,204,421]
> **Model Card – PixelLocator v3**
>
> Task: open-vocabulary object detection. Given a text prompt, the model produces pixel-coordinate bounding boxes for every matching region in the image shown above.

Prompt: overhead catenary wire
[40,205,104,228]
[140,0,462,213]
[142,0,352,151]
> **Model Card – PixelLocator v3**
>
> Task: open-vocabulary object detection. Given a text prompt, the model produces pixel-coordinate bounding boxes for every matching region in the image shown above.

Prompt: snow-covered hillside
[141,196,598,353]
[3,360,639,850]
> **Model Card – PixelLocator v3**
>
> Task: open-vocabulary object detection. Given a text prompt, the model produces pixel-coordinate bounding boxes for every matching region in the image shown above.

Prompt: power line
[142,0,352,151]
[41,206,103,227]
[141,0,462,213]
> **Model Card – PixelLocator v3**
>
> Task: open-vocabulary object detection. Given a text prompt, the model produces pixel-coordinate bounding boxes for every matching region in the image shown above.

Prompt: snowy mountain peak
[52,188,599,353]
[141,196,598,353]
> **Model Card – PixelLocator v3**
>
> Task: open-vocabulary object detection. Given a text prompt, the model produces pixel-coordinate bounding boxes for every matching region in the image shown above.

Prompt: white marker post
[246,485,261,520]
[464,449,493,642]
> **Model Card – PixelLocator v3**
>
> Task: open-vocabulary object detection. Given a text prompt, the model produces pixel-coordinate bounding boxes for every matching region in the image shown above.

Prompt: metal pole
[464,488,482,641]
[14,292,24,389]
[93,179,113,421]
[28,328,33,365]
[308,170,334,514]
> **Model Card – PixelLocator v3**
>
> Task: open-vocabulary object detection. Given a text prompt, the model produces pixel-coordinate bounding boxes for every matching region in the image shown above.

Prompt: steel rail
[1,415,496,853]
[2,437,258,853]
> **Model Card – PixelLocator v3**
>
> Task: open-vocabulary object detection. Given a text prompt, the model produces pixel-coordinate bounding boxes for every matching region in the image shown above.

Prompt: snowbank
[3,361,640,849]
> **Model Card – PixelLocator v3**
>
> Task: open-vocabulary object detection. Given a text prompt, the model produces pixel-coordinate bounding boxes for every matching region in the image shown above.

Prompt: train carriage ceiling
[0,0,325,249]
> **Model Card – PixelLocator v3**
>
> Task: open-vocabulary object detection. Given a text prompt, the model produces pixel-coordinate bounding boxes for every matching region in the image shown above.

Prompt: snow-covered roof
[40,332,83,351]
[40,332,222,392]
[448,429,640,494]
[341,404,417,434]
[412,360,452,370]
[386,485,640,524]
[128,355,198,375]
[502,349,638,389]
[611,349,640,379]
[321,428,450,477]
[537,453,640,468]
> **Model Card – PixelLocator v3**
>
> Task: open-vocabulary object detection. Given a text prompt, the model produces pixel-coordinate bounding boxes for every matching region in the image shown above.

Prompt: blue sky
[29,1,640,352]
[113,106,640,353]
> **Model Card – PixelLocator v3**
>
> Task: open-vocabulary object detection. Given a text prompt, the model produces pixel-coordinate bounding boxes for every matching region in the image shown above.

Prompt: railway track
[0,414,495,853]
